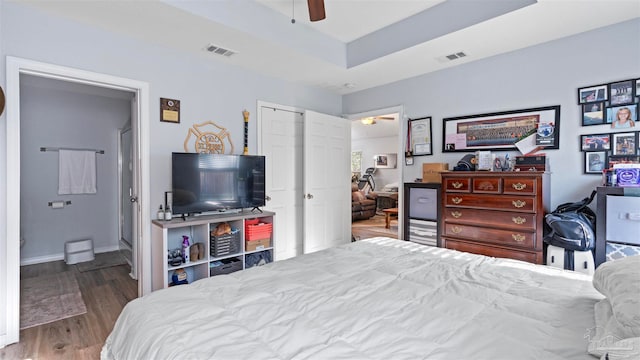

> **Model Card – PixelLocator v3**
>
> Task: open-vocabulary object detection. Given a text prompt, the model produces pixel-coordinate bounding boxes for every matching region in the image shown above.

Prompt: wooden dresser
[441,172,549,264]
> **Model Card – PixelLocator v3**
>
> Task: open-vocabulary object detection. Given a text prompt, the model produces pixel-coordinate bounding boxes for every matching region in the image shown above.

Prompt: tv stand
[151,211,276,291]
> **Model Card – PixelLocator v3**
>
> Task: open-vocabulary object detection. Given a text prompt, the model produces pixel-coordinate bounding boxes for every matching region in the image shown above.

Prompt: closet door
[303,110,351,254]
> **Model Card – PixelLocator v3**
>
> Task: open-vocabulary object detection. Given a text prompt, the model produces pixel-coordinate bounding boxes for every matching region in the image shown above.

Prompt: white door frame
[4,56,151,346]
[346,105,405,237]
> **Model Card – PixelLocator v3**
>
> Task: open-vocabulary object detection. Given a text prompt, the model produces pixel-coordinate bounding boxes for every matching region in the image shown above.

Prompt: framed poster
[408,117,432,156]
[442,105,560,152]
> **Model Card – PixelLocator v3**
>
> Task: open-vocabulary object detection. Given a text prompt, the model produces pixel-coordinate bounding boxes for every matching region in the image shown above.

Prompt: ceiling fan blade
[307,0,326,22]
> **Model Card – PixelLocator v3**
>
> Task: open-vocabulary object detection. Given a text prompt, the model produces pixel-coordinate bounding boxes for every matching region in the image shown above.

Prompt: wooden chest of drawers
[441,172,549,264]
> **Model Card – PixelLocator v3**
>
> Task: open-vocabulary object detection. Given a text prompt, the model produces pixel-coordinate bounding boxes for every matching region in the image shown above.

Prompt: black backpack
[544,190,596,251]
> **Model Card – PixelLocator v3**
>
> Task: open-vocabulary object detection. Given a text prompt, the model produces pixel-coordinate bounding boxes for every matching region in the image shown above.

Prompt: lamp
[360,117,375,125]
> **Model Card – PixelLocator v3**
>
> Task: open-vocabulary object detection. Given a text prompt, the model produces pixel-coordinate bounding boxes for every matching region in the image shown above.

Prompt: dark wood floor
[1,261,137,359]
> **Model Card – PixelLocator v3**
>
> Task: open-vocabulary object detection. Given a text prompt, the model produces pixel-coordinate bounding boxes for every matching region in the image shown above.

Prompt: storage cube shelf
[151,211,275,291]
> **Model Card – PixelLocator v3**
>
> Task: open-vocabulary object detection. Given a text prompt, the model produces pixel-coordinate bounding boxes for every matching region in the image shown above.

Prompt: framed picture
[635,79,640,97]
[374,153,397,169]
[580,133,610,151]
[607,154,640,169]
[584,151,607,174]
[609,79,634,106]
[612,132,637,155]
[408,117,432,156]
[606,104,638,128]
[582,101,605,126]
[578,84,608,104]
[442,105,560,152]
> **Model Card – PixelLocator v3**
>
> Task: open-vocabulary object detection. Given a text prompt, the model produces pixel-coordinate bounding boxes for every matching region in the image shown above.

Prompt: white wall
[343,18,640,210]
[0,2,342,343]
[20,81,131,263]
[352,136,400,190]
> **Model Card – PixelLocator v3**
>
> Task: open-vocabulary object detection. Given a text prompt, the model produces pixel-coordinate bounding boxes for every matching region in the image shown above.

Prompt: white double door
[259,103,351,260]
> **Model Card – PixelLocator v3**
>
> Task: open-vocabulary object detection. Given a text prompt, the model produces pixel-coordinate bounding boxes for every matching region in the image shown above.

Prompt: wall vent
[204,44,237,57]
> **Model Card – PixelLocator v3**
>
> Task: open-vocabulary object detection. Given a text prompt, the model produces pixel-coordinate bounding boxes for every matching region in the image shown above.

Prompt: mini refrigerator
[403,183,441,247]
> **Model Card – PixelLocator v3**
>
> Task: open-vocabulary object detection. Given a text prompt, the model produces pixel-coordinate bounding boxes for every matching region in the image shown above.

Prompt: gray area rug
[20,272,87,329]
[76,251,127,272]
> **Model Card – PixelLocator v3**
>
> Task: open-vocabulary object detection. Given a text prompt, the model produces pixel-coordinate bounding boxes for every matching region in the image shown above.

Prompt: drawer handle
[512,216,526,225]
[452,181,464,189]
[512,183,527,191]
[512,234,525,242]
[452,197,463,204]
[512,200,526,208]
[451,226,463,234]
[451,211,462,218]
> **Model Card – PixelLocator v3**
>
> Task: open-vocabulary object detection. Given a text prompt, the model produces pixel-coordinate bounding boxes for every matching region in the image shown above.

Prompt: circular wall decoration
[0,86,5,116]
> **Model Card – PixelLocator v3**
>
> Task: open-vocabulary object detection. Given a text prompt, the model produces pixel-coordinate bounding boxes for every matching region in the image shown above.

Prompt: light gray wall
[0,1,342,340]
[20,81,131,263]
[343,18,640,210]
[352,136,400,190]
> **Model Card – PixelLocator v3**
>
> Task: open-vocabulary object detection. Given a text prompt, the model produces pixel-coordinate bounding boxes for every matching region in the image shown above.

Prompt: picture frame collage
[580,132,639,174]
[578,78,640,174]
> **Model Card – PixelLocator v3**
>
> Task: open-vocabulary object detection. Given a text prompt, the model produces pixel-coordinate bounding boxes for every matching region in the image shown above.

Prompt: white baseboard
[0,334,6,349]
[20,244,121,266]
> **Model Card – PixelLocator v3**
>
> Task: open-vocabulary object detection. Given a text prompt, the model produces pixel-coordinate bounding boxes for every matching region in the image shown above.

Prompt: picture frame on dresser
[584,151,607,174]
[442,105,560,152]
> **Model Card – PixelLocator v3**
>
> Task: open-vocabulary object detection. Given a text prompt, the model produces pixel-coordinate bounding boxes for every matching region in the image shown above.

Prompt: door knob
[265,195,272,201]
[306,193,314,199]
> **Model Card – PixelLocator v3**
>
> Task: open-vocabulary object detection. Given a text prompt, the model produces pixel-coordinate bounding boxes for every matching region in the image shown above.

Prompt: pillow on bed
[592,255,640,339]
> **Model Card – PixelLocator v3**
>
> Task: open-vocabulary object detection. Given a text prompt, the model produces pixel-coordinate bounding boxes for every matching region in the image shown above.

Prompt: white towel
[58,149,97,195]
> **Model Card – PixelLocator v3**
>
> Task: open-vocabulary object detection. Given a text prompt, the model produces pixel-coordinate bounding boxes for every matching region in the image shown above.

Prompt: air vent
[204,44,237,57]
[437,51,468,63]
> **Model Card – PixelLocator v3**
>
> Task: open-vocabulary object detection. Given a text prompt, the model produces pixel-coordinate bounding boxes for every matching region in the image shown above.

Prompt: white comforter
[102,237,602,360]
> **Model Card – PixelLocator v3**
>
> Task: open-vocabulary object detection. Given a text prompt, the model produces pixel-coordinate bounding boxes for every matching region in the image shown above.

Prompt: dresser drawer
[503,177,537,195]
[443,208,536,231]
[443,177,471,192]
[443,223,535,249]
[444,193,536,212]
[443,239,541,264]
[472,177,502,194]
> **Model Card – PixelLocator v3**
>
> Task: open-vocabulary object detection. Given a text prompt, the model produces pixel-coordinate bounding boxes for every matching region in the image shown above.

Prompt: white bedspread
[102,237,602,360]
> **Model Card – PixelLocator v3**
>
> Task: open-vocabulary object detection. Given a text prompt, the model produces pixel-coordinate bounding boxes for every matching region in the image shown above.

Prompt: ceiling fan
[360,116,395,125]
[307,0,326,22]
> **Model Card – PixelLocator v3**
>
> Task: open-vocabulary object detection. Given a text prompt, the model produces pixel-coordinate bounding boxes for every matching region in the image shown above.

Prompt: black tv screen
[172,153,266,215]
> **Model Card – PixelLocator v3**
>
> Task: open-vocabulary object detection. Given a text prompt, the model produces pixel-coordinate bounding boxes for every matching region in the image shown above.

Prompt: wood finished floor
[1,261,137,360]
[352,214,399,241]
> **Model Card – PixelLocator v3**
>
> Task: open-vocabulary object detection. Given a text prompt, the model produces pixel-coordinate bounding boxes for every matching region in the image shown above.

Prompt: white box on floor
[64,238,94,264]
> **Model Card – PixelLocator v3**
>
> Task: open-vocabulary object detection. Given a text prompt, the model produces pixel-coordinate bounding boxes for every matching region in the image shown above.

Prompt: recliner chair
[352,184,377,221]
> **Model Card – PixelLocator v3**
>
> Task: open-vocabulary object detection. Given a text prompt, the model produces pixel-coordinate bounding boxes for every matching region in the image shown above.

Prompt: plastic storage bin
[210,232,241,257]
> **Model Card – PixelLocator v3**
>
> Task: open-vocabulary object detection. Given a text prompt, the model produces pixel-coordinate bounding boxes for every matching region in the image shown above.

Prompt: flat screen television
[172,152,266,215]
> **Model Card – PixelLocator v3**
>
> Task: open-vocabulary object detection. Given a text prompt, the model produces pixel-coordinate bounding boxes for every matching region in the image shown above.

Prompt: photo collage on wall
[578,78,640,174]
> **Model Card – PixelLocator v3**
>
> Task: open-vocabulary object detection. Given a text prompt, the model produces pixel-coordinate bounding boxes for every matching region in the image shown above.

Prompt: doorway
[4,56,151,346]
[349,106,404,240]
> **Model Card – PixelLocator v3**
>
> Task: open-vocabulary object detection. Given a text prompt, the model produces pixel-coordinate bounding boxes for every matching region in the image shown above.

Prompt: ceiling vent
[204,44,237,57]
[436,51,468,63]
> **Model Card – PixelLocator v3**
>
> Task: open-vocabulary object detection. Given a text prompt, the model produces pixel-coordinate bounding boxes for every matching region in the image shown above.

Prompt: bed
[102,237,639,360]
